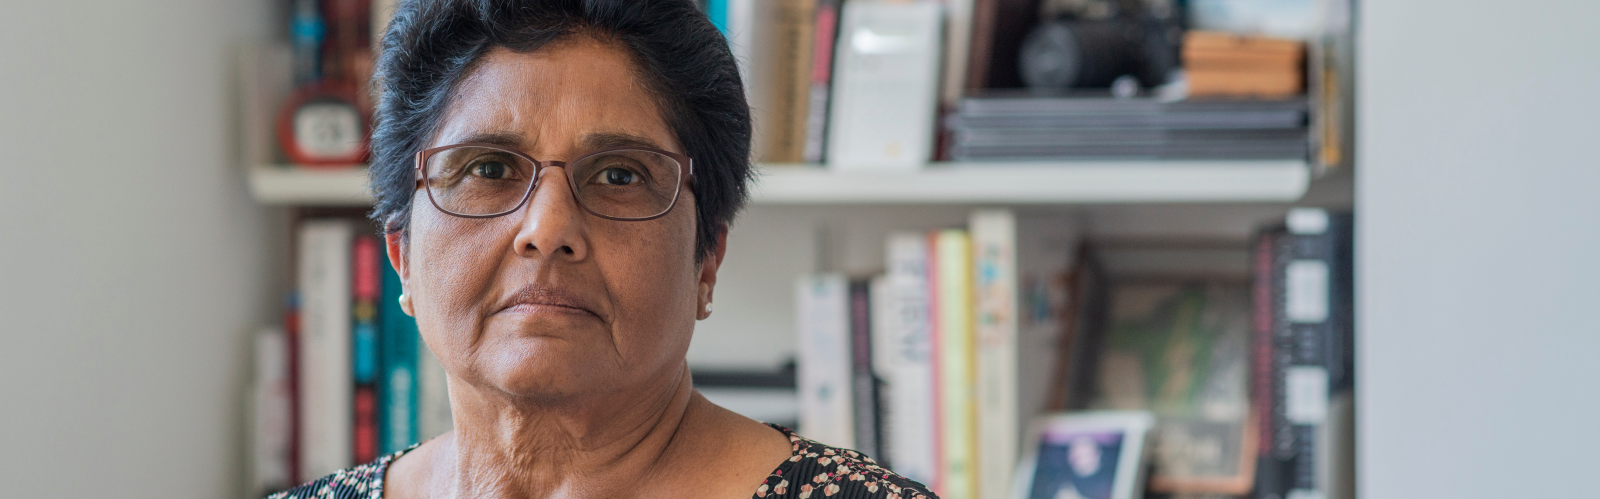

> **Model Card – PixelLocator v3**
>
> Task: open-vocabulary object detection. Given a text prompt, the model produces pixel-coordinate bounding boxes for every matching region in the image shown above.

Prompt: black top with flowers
[267,424,938,499]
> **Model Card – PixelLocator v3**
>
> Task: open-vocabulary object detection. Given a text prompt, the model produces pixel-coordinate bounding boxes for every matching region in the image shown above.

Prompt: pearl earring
[704,302,713,314]
[399,293,414,316]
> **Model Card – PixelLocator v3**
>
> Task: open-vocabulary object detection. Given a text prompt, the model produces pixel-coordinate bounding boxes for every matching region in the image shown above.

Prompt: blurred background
[0,0,1596,498]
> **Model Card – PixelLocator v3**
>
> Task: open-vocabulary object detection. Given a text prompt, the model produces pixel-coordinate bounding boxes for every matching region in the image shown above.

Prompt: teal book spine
[379,247,420,454]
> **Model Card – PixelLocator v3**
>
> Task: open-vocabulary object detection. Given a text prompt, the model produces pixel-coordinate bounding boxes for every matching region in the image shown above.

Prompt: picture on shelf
[1015,411,1155,499]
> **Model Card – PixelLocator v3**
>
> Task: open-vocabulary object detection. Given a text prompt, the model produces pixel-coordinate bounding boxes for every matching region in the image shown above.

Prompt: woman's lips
[495,284,601,319]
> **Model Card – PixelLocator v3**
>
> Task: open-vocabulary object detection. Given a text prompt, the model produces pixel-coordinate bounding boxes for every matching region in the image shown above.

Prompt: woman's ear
[385,231,413,316]
[696,224,729,320]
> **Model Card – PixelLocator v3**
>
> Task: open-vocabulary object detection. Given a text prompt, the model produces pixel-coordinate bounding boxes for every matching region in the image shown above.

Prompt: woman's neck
[431,363,702,499]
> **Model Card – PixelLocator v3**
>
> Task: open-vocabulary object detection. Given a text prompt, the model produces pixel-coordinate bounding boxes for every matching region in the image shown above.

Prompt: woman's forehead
[432,40,679,155]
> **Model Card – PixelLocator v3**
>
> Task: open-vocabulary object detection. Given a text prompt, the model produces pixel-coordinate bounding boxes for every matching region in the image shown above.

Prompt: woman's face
[391,38,717,403]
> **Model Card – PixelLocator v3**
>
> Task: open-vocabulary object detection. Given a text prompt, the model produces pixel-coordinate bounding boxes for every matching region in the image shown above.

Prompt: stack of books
[945,93,1310,161]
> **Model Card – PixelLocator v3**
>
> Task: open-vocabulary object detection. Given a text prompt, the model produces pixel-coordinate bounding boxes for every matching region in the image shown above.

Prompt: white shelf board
[752,160,1311,204]
[246,160,1311,206]
[248,164,372,205]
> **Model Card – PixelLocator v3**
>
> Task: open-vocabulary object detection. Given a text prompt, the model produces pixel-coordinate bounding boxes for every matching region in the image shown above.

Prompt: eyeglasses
[414,143,693,221]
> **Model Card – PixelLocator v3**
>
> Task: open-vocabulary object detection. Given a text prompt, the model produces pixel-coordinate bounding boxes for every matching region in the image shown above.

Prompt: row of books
[249,219,452,495]
[793,208,1353,499]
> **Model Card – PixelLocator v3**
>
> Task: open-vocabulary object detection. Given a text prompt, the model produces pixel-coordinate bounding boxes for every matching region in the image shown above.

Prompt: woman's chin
[472,335,624,402]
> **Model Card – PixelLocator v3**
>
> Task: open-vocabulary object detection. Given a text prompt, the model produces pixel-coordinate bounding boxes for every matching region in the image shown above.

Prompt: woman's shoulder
[265,445,417,499]
[757,424,939,499]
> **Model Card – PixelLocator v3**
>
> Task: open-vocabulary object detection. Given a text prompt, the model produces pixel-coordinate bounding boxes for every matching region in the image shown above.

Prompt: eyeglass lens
[423,146,682,219]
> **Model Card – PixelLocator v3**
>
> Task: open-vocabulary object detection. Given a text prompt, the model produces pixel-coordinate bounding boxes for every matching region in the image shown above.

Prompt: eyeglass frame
[413,142,695,222]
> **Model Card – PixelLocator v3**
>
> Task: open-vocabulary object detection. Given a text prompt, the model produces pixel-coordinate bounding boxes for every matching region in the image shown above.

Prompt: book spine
[1252,230,1285,499]
[970,210,1018,499]
[884,233,940,486]
[379,241,419,454]
[797,274,855,448]
[297,219,354,478]
[352,235,380,464]
[763,0,818,163]
[417,336,453,441]
[1280,208,1339,499]
[707,0,730,35]
[800,0,841,163]
[868,275,895,469]
[934,230,976,499]
[849,279,882,460]
[284,293,302,484]
[251,326,293,495]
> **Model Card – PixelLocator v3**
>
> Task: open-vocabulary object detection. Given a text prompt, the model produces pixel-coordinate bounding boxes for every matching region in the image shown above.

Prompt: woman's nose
[511,166,589,261]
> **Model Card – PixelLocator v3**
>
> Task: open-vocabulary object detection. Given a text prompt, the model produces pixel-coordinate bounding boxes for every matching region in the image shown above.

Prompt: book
[940,0,976,108]
[932,229,976,499]
[1251,229,1286,499]
[882,233,941,486]
[761,0,818,163]
[1275,208,1355,499]
[297,219,354,478]
[800,0,842,163]
[970,210,1019,499]
[418,336,453,441]
[868,275,895,469]
[380,241,419,454]
[796,273,855,448]
[250,326,293,495]
[826,0,944,169]
[351,235,381,463]
[848,279,883,460]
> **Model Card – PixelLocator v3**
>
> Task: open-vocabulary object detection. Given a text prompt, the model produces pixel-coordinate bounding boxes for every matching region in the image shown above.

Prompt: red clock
[277,80,371,167]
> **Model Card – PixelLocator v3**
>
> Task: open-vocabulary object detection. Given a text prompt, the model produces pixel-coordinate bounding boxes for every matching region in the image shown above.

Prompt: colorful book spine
[933,230,976,499]
[707,0,730,35]
[848,279,882,460]
[796,273,855,449]
[883,233,940,486]
[297,219,354,478]
[800,0,842,163]
[380,241,419,454]
[351,235,380,464]
[970,210,1018,499]
[1251,229,1286,499]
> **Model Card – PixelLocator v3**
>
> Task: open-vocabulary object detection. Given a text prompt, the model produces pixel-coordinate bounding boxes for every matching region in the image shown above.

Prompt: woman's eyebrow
[581,132,666,152]
[455,130,530,150]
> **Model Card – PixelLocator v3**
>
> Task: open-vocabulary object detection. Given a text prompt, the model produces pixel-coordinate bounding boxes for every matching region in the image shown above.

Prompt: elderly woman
[269,1,936,498]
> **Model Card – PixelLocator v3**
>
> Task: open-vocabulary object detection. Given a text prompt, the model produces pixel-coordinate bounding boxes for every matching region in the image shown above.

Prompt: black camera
[1020,0,1184,90]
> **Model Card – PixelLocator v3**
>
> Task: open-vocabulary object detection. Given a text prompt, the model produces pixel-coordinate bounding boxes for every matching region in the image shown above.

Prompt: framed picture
[1013,411,1155,499]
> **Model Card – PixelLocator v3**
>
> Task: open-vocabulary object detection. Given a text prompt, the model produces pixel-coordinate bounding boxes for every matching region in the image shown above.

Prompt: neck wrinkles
[436,362,698,498]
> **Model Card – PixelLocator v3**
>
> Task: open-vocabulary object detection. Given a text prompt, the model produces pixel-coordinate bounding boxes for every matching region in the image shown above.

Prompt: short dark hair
[369,0,752,261]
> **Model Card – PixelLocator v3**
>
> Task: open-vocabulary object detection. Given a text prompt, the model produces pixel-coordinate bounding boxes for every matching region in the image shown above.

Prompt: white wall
[1359,1,1600,497]
[0,1,278,498]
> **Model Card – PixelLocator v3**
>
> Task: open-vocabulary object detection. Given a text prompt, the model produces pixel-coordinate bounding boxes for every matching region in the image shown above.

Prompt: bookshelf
[247,160,1312,206]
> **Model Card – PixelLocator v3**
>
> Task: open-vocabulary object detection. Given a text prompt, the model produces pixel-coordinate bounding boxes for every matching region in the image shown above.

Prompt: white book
[796,274,855,449]
[882,233,941,486]
[250,326,292,494]
[826,0,943,170]
[418,338,454,441]
[297,219,354,478]
[970,210,1018,499]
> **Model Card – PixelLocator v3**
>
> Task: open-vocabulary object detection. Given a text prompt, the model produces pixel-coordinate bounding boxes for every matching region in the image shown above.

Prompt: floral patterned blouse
[267,424,938,499]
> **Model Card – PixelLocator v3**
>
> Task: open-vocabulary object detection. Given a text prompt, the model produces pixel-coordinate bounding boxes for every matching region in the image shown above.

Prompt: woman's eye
[473,161,508,179]
[601,167,637,186]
